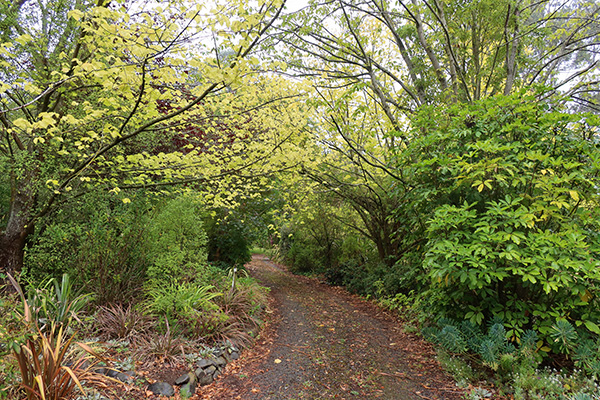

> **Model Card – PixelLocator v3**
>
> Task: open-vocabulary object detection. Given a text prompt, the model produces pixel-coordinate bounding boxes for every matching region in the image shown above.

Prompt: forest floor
[197,255,468,400]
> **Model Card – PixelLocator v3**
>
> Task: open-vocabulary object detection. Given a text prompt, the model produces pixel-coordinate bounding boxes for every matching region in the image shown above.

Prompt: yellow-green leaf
[569,190,579,202]
[584,320,600,334]
[12,118,30,129]
[68,9,84,21]
[15,34,33,46]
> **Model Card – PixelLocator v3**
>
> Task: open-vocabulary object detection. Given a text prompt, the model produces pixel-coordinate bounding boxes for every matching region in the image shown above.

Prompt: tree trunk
[1,181,35,285]
[0,230,27,279]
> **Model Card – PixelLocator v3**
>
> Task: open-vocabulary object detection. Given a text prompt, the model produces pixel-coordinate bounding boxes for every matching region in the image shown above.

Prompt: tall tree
[278,0,600,117]
[269,0,600,266]
[0,0,312,278]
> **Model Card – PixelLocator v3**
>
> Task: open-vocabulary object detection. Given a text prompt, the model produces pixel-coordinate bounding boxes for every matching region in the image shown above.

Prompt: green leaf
[583,320,600,334]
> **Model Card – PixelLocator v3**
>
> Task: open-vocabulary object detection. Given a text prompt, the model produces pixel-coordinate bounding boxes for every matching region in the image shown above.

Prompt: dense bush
[412,94,600,342]
[24,193,212,303]
[285,238,324,274]
[24,191,152,303]
[144,196,208,284]
[205,211,251,269]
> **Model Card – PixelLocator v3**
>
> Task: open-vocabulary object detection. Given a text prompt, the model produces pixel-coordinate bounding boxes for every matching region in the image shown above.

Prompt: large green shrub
[205,211,252,269]
[145,196,208,284]
[24,193,211,302]
[415,93,600,340]
[24,191,151,303]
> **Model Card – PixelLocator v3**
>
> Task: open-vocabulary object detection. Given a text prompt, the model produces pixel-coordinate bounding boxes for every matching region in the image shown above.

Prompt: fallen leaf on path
[274,359,282,364]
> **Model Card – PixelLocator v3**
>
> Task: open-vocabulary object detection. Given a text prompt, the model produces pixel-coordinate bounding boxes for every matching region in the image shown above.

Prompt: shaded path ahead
[203,255,466,400]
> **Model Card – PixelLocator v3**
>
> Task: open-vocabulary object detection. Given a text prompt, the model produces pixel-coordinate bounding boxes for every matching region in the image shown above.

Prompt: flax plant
[8,274,104,400]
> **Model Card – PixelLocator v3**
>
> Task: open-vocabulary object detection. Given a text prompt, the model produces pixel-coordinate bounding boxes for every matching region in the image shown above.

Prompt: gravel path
[205,255,466,400]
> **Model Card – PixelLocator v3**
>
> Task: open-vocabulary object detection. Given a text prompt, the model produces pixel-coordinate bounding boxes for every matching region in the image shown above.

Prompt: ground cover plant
[0,269,269,399]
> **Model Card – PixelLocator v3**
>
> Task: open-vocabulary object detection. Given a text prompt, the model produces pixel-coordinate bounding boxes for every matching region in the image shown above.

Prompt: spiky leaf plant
[8,274,104,400]
[550,319,578,354]
[14,325,102,400]
[95,303,150,340]
[26,274,93,333]
[133,318,192,365]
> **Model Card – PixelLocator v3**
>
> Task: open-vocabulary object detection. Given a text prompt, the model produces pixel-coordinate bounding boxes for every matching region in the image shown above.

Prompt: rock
[230,350,240,360]
[213,369,220,379]
[105,368,119,378]
[115,371,134,383]
[114,372,127,382]
[204,365,217,375]
[214,356,227,368]
[212,348,224,357]
[180,382,196,398]
[94,367,107,375]
[147,382,175,397]
[196,358,216,369]
[195,370,214,386]
[179,380,197,399]
[180,374,197,398]
[174,373,190,386]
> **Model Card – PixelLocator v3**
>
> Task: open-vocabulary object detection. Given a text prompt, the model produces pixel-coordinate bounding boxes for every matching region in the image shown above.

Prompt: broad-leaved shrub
[417,93,600,341]
[145,196,208,284]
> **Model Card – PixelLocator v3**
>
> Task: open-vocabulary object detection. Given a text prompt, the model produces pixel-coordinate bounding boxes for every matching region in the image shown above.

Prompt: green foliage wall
[205,210,251,269]
[23,193,211,303]
[145,196,208,284]
[411,93,600,339]
[277,202,347,274]
[24,191,153,303]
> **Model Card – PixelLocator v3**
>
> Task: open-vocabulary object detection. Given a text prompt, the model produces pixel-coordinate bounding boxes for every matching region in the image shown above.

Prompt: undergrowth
[423,317,600,399]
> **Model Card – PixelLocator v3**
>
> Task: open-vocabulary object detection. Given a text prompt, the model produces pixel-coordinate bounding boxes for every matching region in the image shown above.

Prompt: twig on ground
[379,371,411,379]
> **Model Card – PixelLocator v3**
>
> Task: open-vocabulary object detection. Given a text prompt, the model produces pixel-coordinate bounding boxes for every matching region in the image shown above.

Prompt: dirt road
[204,255,466,400]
